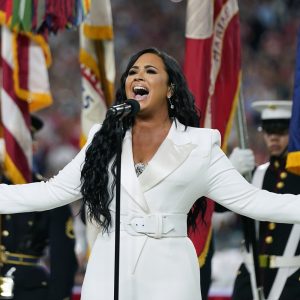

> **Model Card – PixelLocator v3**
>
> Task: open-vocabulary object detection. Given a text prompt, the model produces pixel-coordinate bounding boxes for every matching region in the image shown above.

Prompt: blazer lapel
[121,130,150,212]
[138,121,197,192]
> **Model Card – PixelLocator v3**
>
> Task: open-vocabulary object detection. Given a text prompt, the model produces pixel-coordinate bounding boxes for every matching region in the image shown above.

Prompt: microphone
[107,99,140,119]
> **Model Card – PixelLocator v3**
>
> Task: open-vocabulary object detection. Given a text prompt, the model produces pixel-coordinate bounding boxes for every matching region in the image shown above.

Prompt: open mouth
[133,86,149,101]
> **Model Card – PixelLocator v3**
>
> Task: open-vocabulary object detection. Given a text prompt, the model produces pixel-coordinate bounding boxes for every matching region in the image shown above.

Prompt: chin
[270,150,283,157]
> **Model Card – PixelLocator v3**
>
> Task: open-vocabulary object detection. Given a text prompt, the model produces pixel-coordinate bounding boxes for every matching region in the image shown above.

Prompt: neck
[131,116,173,164]
[133,115,172,132]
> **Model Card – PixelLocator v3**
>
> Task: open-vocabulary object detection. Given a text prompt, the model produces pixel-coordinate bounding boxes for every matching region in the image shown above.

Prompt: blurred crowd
[30,0,300,293]
[36,0,300,175]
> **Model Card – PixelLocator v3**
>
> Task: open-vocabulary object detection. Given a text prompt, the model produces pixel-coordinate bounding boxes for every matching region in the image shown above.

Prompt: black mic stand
[114,117,124,300]
[110,99,140,300]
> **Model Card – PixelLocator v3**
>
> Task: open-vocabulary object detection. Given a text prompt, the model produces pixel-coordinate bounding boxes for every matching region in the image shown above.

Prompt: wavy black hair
[81,47,206,232]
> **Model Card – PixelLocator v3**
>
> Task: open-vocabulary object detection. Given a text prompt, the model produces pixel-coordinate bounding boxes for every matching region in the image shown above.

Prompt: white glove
[229,147,255,175]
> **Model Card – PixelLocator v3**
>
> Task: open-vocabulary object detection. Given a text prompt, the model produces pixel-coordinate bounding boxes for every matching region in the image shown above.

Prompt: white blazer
[0,120,300,300]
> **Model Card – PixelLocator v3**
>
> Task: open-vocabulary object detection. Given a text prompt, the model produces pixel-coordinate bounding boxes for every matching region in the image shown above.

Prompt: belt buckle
[259,254,268,268]
[259,254,275,268]
[147,214,163,239]
[129,215,164,238]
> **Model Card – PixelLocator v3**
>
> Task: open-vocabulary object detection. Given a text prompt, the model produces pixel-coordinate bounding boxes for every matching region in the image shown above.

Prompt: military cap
[251,100,292,134]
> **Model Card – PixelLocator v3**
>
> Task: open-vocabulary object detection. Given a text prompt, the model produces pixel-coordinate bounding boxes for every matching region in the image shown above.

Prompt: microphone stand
[109,100,140,300]
[114,118,124,300]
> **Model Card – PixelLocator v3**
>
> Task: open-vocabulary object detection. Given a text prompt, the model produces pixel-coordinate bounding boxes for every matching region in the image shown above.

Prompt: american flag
[1,26,52,183]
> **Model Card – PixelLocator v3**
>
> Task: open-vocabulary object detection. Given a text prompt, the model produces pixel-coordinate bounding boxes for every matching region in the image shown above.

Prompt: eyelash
[128,70,136,75]
[128,69,157,75]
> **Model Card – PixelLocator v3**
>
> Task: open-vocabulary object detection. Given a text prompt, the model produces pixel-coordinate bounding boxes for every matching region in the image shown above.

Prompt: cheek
[280,137,289,148]
[154,79,169,96]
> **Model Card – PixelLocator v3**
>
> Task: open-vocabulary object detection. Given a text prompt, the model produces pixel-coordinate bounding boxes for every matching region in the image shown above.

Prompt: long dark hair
[81,47,206,232]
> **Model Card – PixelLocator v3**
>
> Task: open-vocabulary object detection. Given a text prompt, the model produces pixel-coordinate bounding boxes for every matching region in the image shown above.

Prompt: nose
[133,70,145,81]
[268,133,280,141]
[133,76,144,82]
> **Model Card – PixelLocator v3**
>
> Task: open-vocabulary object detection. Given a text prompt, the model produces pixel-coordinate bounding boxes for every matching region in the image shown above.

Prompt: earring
[168,96,174,110]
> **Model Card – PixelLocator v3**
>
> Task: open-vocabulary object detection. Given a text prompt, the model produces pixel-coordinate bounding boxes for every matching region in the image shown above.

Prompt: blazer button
[280,172,287,179]
[268,223,276,230]
[265,236,273,244]
[274,161,280,168]
[2,230,9,237]
[276,182,284,189]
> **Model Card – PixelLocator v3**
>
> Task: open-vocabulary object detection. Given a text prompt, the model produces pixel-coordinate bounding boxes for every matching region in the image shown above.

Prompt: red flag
[184,0,241,265]
[184,0,241,152]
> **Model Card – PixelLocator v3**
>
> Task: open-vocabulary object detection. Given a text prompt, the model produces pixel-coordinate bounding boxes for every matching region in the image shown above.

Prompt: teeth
[133,86,148,93]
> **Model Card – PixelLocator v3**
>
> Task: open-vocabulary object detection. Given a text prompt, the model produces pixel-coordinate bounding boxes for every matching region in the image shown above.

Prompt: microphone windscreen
[126,99,140,117]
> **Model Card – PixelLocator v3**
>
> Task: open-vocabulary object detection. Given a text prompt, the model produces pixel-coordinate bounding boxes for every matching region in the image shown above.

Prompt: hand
[229,147,255,175]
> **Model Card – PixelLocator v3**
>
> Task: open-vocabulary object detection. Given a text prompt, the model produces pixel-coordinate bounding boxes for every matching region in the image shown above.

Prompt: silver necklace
[134,162,147,177]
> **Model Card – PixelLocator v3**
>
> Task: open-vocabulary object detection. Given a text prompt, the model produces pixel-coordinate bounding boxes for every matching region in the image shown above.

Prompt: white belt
[244,252,300,268]
[111,214,187,239]
[269,255,300,268]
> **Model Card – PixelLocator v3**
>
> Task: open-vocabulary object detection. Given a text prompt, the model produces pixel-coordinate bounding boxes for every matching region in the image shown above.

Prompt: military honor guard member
[232,100,300,300]
[0,116,78,300]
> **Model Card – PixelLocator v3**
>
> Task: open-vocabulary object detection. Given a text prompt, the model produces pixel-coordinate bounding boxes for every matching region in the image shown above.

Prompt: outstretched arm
[0,124,101,214]
[205,130,300,224]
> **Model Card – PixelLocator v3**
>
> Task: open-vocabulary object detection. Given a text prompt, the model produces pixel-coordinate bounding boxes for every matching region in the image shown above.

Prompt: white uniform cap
[251,100,292,120]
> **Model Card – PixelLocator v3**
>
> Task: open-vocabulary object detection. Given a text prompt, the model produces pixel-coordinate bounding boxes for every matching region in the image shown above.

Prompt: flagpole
[235,88,265,300]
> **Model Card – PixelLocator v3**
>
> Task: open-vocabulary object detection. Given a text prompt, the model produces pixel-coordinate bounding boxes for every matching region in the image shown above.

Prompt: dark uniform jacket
[0,174,78,300]
[232,155,300,300]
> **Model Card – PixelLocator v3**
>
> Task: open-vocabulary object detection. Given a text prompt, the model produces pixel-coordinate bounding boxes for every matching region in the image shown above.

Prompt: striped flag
[1,26,52,183]
[184,0,241,268]
[184,0,241,152]
[286,29,300,175]
[79,0,115,147]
